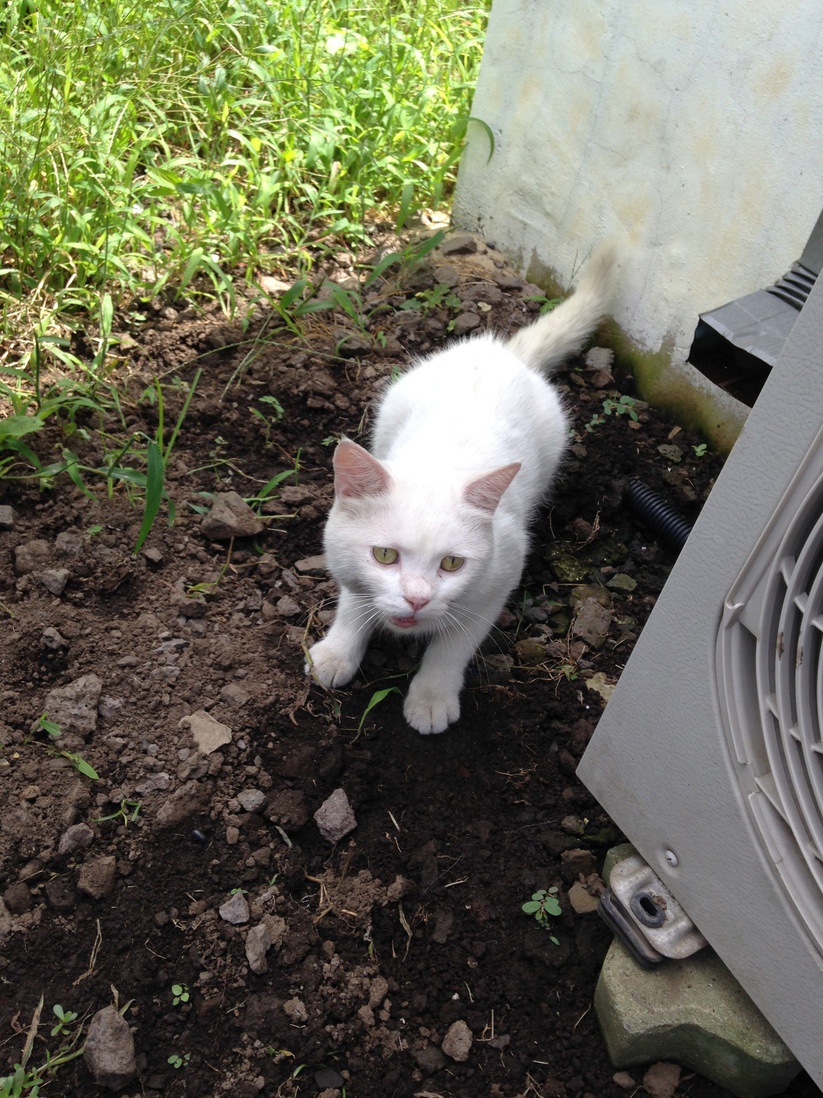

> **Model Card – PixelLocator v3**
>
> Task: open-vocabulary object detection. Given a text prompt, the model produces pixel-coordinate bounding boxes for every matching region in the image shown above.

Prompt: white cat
[306,245,616,734]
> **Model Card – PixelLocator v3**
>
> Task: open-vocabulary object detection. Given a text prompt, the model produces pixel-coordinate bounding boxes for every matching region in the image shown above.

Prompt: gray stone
[441,1019,473,1062]
[245,922,272,974]
[294,554,326,576]
[201,491,264,539]
[607,573,638,592]
[40,628,69,654]
[156,780,208,828]
[58,822,95,858]
[77,855,117,900]
[572,597,613,648]
[39,567,70,596]
[585,346,616,372]
[14,539,50,575]
[440,232,479,256]
[452,311,481,336]
[314,787,357,843]
[643,1061,681,1098]
[238,788,266,813]
[0,899,12,944]
[594,941,801,1098]
[275,594,301,617]
[220,683,250,707]
[219,891,250,925]
[0,504,16,530]
[283,997,309,1023]
[44,674,103,737]
[84,1005,137,1091]
[181,709,232,754]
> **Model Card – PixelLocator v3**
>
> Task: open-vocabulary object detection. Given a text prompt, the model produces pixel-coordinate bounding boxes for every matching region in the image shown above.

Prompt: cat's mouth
[391,614,420,629]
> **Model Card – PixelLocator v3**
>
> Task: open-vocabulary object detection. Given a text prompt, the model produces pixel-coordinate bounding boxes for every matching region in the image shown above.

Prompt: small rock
[245,922,272,974]
[3,881,32,915]
[84,1005,137,1091]
[275,594,301,618]
[314,1067,345,1089]
[181,709,233,754]
[585,346,615,372]
[143,547,164,567]
[411,1043,447,1073]
[39,567,70,596]
[607,573,637,592]
[0,899,13,943]
[585,671,616,703]
[657,444,683,464]
[560,815,585,836]
[440,233,478,256]
[283,997,309,1024]
[201,491,264,539]
[514,637,548,664]
[219,891,250,925]
[0,504,16,530]
[452,311,481,335]
[40,627,68,651]
[294,554,326,576]
[77,855,117,900]
[58,822,95,858]
[334,329,371,357]
[220,683,250,707]
[314,788,357,843]
[44,673,103,736]
[156,780,207,829]
[568,881,601,914]
[14,538,50,575]
[613,1071,636,1089]
[642,1062,681,1098]
[237,788,266,813]
[571,598,612,648]
[258,274,292,295]
[442,1019,473,1062]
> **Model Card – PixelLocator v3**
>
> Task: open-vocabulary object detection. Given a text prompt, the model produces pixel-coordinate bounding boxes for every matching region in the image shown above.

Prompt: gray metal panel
[577,274,823,1087]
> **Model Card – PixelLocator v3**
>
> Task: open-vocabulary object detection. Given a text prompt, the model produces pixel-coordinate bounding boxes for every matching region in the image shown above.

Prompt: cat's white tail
[506,242,617,372]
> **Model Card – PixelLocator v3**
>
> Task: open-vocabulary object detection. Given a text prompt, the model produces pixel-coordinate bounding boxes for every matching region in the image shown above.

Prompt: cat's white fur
[306,245,616,734]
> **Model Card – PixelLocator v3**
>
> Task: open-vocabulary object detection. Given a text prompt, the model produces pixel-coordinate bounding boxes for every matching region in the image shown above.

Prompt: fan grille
[718,471,823,955]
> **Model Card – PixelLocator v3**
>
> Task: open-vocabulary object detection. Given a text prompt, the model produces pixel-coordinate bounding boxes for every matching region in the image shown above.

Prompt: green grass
[0,0,489,358]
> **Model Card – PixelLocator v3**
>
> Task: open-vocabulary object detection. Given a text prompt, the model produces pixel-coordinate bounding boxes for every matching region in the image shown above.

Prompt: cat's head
[323,440,519,635]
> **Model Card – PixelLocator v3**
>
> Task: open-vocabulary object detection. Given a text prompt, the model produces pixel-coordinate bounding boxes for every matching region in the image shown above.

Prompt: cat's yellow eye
[440,555,465,572]
[372,546,399,565]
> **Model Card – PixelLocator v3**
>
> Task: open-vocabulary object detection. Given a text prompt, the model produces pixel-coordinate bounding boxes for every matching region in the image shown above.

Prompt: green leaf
[133,439,165,553]
[63,752,99,780]
[0,414,44,440]
[357,687,402,733]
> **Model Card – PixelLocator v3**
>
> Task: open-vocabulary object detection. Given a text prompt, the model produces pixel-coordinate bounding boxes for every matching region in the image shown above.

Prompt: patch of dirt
[1,231,817,1098]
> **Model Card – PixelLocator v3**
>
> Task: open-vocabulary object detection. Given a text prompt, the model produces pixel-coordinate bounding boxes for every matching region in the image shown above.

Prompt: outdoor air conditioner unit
[577,271,823,1089]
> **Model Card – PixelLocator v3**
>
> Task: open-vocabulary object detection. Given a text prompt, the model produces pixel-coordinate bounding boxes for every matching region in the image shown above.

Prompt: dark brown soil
[1,231,817,1098]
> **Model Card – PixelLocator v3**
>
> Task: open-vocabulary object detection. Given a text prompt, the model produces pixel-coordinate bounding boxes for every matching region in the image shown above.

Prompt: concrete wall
[453,0,823,448]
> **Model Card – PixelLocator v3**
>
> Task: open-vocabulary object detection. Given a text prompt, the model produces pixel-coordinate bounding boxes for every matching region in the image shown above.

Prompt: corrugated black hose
[626,477,694,553]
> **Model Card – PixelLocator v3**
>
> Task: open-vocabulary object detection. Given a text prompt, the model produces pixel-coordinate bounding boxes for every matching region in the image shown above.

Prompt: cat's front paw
[306,639,360,689]
[403,681,460,735]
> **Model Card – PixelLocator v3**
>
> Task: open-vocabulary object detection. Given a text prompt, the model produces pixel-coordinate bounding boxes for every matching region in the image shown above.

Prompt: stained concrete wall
[453,0,823,448]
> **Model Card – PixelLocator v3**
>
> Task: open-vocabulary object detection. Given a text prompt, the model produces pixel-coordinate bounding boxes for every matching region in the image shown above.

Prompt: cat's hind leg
[306,588,374,689]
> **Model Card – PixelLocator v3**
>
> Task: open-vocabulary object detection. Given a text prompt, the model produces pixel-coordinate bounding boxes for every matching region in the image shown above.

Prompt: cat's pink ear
[464,463,521,514]
[333,439,391,499]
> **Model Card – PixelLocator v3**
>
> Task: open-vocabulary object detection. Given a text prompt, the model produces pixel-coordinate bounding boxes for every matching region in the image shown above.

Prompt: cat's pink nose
[405,595,429,612]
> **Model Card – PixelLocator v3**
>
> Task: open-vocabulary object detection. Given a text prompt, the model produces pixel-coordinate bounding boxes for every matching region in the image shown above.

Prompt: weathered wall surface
[454,0,823,446]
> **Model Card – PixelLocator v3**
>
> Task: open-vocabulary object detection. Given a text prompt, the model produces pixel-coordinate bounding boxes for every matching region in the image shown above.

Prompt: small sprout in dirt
[167,1052,190,1069]
[50,1005,78,1038]
[37,713,61,740]
[171,983,190,1007]
[86,524,103,539]
[586,395,639,433]
[250,394,285,448]
[229,887,248,896]
[95,798,141,827]
[523,887,562,944]
[693,442,708,457]
[402,282,461,314]
[321,435,338,447]
[355,687,402,738]
[527,293,563,315]
[61,751,100,781]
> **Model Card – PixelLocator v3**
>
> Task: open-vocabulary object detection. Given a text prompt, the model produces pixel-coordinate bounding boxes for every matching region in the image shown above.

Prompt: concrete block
[601,843,637,885]
[594,941,801,1098]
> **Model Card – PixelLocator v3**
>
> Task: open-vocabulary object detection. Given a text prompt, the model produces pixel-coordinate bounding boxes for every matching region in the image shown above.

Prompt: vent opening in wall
[688,209,823,407]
